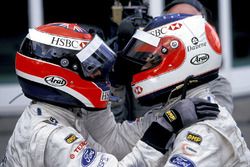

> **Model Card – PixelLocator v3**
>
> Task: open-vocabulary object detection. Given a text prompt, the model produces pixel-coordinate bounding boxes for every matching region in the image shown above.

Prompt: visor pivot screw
[72,64,78,70]
[60,58,69,67]
[170,40,179,49]
[161,47,168,54]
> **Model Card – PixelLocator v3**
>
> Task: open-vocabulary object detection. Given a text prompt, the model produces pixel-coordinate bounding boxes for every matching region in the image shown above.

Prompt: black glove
[141,98,220,154]
[162,98,220,133]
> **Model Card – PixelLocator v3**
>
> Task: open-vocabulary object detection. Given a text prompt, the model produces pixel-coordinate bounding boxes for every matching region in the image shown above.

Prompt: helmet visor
[76,35,117,81]
[20,32,116,82]
[122,29,163,72]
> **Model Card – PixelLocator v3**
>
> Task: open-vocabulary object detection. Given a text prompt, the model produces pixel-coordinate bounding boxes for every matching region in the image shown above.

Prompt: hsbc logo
[149,26,168,37]
[149,22,182,37]
[168,23,182,30]
[51,37,87,49]
[45,76,67,87]
[134,86,143,95]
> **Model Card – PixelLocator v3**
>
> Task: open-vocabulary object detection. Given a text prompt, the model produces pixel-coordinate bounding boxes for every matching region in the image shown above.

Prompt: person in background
[0,22,219,167]
[110,0,233,123]
[85,13,250,166]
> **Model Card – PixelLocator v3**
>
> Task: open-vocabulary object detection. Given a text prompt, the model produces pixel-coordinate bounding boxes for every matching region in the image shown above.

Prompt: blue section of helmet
[143,13,193,31]
[18,77,83,107]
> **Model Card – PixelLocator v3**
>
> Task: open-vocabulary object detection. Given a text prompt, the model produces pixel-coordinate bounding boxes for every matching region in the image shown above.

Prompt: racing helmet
[16,22,116,110]
[121,14,222,105]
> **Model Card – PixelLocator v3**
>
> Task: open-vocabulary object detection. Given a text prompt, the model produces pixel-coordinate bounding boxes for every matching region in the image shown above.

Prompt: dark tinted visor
[76,35,117,81]
[122,29,163,71]
[20,33,116,82]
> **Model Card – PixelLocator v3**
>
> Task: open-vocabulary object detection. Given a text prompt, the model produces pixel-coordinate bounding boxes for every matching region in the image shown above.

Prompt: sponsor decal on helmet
[44,76,67,87]
[65,134,78,144]
[29,28,89,50]
[187,41,207,52]
[101,90,110,101]
[186,132,202,144]
[149,26,168,37]
[164,110,177,122]
[169,154,196,167]
[190,53,209,65]
[51,36,87,49]
[168,23,182,30]
[81,147,96,167]
[70,141,88,159]
[134,86,143,95]
[148,22,182,37]
[191,37,199,45]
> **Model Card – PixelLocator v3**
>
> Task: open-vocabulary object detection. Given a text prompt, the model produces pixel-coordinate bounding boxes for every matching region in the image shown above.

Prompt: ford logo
[45,76,67,87]
[170,154,195,167]
[190,53,209,65]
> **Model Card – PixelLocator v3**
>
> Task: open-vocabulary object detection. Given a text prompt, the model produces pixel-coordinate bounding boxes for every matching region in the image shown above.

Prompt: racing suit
[84,83,250,166]
[1,101,164,167]
[111,75,233,122]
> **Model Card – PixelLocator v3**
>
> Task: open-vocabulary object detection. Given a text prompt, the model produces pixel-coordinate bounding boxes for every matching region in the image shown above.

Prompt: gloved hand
[161,97,220,133]
[141,98,220,154]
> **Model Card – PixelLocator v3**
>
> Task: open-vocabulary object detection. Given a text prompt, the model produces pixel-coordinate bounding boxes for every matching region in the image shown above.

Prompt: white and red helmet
[121,14,222,105]
[16,22,116,110]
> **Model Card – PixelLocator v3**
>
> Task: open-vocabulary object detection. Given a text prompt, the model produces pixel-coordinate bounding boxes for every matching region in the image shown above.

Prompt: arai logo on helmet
[190,54,209,65]
[45,76,67,87]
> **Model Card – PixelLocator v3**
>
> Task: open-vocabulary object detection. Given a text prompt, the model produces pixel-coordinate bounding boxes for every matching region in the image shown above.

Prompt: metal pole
[218,0,232,72]
[148,0,164,17]
[28,0,44,28]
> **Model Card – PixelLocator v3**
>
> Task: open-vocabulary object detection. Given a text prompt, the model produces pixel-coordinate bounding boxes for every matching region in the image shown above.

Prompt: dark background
[0,0,249,82]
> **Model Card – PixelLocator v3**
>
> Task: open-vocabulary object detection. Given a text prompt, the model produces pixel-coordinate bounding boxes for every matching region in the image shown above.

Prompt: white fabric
[2,102,163,167]
[85,83,250,166]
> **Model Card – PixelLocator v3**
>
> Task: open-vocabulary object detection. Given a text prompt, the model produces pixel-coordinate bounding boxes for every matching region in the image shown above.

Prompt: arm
[83,107,154,160]
[84,98,220,160]
[44,125,164,167]
[209,75,233,113]
[164,124,225,167]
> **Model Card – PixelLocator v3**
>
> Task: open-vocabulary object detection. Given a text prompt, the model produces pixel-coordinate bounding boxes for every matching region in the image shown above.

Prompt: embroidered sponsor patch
[70,141,88,159]
[97,155,109,167]
[65,134,78,144]
[169,154,196,167]
[81,148,96,166]
[182,143,198,156]
[43,117,58,125]
[165,110,177,122]
[186,132,202,145]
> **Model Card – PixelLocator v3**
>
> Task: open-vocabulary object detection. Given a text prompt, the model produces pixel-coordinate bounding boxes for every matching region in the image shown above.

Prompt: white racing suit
[111,75,233,122]
[84,83,250,166]
[1,102,164,167]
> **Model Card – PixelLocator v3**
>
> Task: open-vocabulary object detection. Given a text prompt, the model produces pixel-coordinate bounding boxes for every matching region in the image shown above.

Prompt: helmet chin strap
[180,75,198,99]
[166,75,198,104]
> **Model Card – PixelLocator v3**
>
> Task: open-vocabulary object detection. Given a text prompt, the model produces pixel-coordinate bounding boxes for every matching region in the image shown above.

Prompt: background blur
[0,0,250,158]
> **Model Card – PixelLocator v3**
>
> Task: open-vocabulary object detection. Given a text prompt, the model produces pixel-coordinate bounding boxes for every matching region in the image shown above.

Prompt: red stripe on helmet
[205,23,222,54]
[132,37,186,84]
[16,52,107,108]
